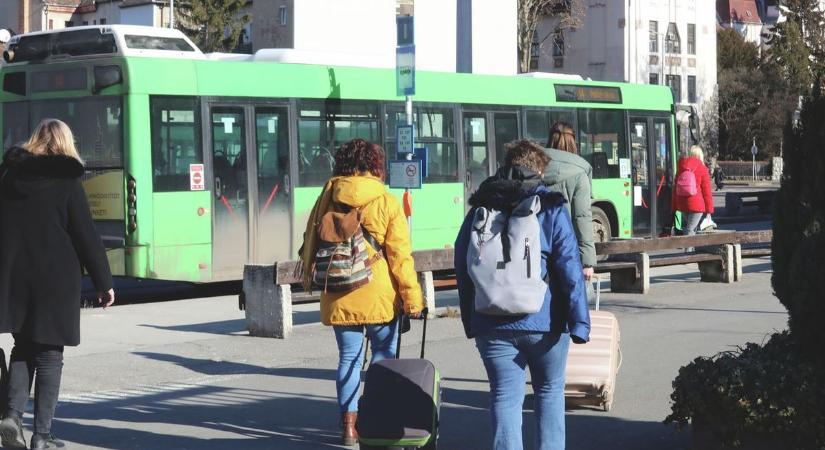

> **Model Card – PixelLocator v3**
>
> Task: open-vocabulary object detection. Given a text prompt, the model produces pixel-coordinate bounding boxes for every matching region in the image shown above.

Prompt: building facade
[252,0,518,75]
[0,0,170,35]
[536,0,717,151]
[717,0,763,44]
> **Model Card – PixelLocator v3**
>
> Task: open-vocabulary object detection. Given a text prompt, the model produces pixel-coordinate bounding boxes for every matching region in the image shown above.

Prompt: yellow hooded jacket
[311,175,424,326]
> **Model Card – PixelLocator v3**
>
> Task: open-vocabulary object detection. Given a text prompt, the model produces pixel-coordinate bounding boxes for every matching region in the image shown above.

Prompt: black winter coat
[0,147,112,346]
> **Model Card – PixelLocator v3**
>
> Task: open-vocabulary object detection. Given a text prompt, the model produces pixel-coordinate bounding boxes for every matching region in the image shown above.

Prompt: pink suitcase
[564,278,622,411]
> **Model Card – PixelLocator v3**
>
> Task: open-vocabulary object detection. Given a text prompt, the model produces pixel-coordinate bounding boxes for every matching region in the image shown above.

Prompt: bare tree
[517,0,585,73]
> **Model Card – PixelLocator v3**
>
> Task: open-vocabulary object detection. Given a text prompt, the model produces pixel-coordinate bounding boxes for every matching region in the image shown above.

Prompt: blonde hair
[23,119,83,163]
[547,122,578,154]
[689,145,704,162]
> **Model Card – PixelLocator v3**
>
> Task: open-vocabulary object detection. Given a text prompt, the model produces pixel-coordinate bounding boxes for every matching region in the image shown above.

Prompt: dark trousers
[6,334,64,434]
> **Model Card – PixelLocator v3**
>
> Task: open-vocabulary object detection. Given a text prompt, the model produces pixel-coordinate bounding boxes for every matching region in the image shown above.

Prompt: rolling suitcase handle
[395,308,429,359]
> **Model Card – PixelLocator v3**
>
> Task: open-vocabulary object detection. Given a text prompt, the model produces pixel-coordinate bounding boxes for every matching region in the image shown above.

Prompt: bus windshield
[2,96,123,168]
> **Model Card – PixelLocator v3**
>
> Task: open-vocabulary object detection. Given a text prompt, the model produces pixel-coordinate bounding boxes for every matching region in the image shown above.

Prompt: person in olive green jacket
[544,122,597,280]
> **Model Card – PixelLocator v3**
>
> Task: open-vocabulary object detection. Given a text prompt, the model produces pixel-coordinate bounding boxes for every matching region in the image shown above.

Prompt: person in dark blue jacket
[455,139,590,450]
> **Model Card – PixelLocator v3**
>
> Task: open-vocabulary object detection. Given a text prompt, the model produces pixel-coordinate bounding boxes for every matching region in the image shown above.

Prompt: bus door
[461,110,519,203]
[207,105,252,280]
[629,116,673,237]
[251,105,293,264]
[462,112,491,199]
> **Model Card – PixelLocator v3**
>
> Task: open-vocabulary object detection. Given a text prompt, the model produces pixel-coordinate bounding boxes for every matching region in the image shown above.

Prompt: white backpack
[466,195,548,316]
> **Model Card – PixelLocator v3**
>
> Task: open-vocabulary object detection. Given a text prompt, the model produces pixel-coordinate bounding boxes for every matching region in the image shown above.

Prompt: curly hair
[333,138,386,179]
[504,139,551,174]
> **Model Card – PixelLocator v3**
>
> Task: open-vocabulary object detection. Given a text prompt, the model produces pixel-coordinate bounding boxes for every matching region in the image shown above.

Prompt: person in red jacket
[672,145,714,235]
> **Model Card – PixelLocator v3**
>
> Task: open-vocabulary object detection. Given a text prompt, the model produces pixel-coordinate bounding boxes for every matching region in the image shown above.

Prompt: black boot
[29,433,65,449]
[0,411,27,448]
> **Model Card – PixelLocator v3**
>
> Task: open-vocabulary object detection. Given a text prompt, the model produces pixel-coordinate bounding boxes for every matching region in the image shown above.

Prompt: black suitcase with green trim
[357,311,441,450]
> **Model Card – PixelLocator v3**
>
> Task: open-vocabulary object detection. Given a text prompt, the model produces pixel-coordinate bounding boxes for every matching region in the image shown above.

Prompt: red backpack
[675,167,698,197]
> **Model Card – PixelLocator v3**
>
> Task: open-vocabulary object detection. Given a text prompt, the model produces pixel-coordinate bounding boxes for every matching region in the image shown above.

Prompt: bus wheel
[592,206,611,262]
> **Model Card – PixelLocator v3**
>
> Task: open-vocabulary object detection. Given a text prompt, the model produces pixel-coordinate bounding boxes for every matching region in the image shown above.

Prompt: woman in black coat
[0,119,114,449]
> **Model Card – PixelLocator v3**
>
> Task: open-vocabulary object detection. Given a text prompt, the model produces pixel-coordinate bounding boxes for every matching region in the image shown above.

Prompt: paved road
[0,255,784,450]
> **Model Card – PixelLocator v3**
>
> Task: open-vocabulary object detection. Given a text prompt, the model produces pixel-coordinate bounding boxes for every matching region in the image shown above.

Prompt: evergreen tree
[772,83,825,367]
[175,0,251,53]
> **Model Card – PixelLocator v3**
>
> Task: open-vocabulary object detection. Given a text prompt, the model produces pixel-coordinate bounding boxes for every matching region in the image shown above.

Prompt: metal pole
[170,0,175,28]
[752,153,755,181]
[405,95,413,233]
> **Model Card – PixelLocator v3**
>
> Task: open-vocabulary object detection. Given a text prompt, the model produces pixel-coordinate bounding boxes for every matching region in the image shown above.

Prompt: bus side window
[150,97,202,192]
[576,109,628,179]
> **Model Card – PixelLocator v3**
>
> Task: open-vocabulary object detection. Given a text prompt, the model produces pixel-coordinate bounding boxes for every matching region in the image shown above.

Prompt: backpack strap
[361,226,385,259]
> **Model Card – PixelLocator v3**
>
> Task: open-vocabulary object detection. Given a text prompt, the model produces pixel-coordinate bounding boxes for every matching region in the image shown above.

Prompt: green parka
[542,148,596,267]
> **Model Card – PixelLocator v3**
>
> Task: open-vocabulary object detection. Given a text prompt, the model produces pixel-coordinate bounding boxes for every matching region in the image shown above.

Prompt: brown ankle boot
[342,412,358,446]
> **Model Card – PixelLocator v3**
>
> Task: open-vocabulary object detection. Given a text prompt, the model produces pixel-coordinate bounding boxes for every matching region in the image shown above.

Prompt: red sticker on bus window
[190,164,204,191]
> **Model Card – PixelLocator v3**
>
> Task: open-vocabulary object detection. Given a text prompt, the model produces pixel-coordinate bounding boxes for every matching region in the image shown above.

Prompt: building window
[687,24,696,55]
[100,18,106,25]
[687,75,696,103]
[82,21,88,26]
[649,73,659,85]
[93,19,97,25]
[279,6,288,26]
[530,41,540,59]
[649,21,658,53]
[665,22,681,54]
[553,31,565,57]
[65,21,74,27]
[666,75,682,102]
[48,19,53,29]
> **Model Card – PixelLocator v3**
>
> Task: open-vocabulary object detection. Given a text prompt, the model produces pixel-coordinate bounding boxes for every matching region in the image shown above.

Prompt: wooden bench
[725,191,776,215]
[594,230,772,294]
[241,249,454,338]
[242,231,772,337]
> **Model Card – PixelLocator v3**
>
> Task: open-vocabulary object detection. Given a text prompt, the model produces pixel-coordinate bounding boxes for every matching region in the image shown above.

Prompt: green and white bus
[0,26,688,282]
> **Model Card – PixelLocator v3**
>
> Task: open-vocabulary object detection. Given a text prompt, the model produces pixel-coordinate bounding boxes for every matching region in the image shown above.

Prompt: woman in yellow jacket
[300,138,424,446]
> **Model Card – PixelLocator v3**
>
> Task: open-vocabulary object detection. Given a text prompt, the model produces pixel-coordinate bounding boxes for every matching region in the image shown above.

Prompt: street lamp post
[751,138,758,181]
[170,0,175,28]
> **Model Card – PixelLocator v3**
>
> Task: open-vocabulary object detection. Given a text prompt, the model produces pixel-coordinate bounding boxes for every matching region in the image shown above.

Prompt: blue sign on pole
[412,147,428,179]
[397,16,414,46]
[396,45,415,96]
[396,125,415,154]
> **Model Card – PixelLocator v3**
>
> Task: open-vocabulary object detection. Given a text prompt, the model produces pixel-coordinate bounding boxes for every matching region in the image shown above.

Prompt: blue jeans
[475,331,571,450]
[333,319,399,413]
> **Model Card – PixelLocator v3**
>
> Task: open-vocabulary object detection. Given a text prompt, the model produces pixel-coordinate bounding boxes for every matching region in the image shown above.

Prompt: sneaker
[0,413,27,449]
[29,433,65,449]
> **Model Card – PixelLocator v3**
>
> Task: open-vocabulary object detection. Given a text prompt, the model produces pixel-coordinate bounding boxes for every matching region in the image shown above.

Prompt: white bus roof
[2,25,203,65]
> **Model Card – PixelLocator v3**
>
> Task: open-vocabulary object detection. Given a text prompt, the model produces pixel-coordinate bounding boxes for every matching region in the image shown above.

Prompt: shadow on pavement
[54,384,348,449]
[439,385,691,450]
[601,303,785,315]
[133,352,337,380]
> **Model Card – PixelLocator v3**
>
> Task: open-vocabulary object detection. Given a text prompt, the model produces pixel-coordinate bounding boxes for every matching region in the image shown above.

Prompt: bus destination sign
[554,84,622,104]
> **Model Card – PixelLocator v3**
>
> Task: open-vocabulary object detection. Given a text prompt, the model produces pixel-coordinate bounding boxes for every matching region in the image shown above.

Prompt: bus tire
[592,206,611,262]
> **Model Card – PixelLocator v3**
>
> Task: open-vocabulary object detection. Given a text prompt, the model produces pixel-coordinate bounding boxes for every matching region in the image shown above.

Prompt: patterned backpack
[312,202,383,293]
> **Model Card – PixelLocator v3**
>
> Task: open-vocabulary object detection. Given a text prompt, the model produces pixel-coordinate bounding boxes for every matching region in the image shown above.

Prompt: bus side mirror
[92,65,122,94]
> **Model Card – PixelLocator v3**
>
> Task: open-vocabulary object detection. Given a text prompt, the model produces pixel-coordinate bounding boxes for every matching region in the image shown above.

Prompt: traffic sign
[396,45,415,96]
[751,142,758,156]
[412,147,428,179]
[388,160,422,189]
[397,16,414,46]
[190,164,204,191]
[396,124,415,154]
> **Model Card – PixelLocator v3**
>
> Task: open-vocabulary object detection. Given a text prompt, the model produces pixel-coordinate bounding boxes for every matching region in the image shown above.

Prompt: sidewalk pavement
[0,257,786,450]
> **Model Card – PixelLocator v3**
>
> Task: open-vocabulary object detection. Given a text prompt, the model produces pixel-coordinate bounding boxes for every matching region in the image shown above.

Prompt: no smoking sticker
[388,160,422,189]
[190,164,205,191]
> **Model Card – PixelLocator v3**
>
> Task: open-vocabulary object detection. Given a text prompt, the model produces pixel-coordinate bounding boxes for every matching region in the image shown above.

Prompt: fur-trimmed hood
[469,164,565,212]
[1,146,85,196]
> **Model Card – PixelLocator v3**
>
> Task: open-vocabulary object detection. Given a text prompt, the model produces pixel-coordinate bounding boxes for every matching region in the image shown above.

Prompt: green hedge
[664,331,825,448]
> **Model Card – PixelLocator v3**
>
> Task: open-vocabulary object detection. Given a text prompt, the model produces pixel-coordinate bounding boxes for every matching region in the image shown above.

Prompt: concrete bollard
[242,264,293,338]
[609,252,649,294]
[698,244,735,283]
[418,271,436,318]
